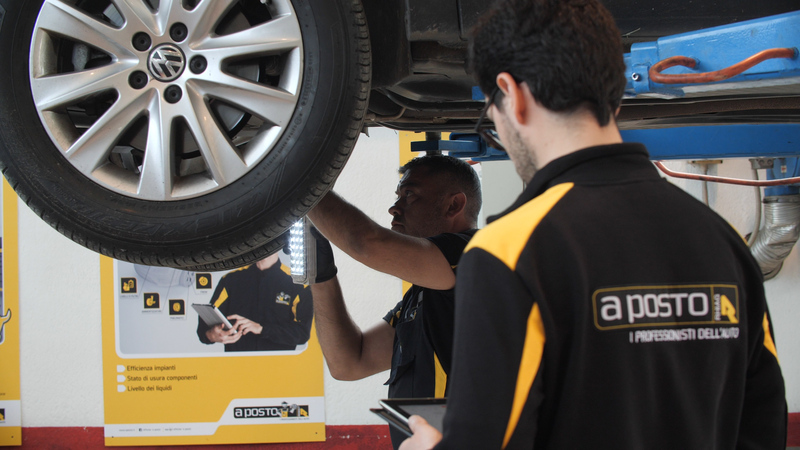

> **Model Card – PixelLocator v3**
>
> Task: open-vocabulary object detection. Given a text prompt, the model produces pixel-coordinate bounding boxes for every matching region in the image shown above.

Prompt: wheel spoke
[184,86,249,185]
[65,90,153,174]
[197,15,302,57]
[188,0,239,40]
[112,0,164,36]
[32,62,134,111]
[137,97,174,200]
[35,1,132,59]
[191,76,296,127]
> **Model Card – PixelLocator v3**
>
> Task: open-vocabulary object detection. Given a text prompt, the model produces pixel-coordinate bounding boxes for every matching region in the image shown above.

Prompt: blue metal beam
[620,124,800,160]
[415,124,800,162]
[624,10,800,98]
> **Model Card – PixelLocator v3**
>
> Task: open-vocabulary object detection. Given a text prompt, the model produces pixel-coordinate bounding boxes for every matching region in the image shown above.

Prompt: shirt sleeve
[737,292,787,448]
[426,231,475,267]
[435,247,544,449]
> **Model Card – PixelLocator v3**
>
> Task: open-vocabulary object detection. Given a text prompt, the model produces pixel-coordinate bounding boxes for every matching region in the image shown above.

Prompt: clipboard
[191,303,233,330]
[370,398,447,437]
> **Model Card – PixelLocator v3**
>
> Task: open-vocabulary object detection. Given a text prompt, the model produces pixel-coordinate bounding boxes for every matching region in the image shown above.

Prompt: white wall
[661,159,800,412]
[16,129,800,428]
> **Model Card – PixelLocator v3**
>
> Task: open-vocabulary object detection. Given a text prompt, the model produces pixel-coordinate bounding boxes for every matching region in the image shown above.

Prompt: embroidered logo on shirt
[275,292,291,305]
[592,284,739,330]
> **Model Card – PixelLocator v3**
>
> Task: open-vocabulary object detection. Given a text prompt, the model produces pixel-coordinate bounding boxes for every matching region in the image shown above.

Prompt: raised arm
[311,276,395,380]
[307,191,456,290]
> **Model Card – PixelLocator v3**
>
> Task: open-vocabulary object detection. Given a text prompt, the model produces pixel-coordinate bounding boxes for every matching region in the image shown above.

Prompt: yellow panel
[0,179,21,446]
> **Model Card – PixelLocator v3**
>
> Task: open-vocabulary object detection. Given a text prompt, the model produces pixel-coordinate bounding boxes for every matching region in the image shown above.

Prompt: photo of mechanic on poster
[104,247,324,446]
[115,251,313,357]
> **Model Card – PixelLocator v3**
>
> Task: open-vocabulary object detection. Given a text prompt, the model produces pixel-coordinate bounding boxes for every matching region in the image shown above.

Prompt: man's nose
[388,201,402,217]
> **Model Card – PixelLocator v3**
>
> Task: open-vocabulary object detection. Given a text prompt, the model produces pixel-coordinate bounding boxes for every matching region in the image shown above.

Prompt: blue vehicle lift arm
[418,10,800,163]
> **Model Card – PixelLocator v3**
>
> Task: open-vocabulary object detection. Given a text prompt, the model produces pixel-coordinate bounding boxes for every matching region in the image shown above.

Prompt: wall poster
[0,178,21,445]
[100,251,325,446]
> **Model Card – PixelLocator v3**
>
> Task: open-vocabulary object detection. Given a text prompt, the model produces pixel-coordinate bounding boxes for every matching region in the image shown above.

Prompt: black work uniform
[438,144,786,449]
[382,230,476,448]
[197,263,313,352]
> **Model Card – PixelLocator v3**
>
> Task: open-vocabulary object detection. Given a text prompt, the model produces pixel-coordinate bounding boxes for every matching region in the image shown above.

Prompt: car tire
[0,0,370,269]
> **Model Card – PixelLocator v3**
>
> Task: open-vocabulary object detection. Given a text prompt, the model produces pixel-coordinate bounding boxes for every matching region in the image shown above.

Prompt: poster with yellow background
[0,179,21,445]
[101,254,325,446]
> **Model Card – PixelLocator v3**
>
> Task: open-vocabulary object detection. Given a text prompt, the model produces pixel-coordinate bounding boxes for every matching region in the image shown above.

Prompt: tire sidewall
[0,0,364,256]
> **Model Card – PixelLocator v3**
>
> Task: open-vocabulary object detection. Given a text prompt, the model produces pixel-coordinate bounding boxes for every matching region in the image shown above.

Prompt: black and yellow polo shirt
[197,262,313,352]
[383,230,476,447]
[437,144,786,449]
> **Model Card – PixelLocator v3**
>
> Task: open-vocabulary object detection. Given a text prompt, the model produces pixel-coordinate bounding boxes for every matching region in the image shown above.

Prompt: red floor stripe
[789,412,800,447]
[16,415,800,448]
[19,425,392,449]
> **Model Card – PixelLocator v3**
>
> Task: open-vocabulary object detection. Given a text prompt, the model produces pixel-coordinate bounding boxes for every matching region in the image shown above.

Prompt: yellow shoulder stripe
[434,352,447,398]
[502,303,546,449]
[465,183,574,270]
[292,295,300,322]
[280,263,291,276]
[762,313,779,363]
[213,288,229,308]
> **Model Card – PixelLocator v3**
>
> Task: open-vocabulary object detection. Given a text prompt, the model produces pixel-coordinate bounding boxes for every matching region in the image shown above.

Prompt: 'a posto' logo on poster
[121,277,137,294]
[0,408,5,423]
[196,273,212,290]
[169,299,185,316]
[233,403,309,419]
[143,293,160,310]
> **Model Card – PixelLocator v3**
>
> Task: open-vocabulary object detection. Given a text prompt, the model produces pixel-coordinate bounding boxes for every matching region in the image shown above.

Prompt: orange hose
[654,161,800,186]
[649,48,796,84]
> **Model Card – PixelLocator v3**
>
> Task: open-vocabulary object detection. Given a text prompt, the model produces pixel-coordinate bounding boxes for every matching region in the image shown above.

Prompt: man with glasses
[402,0,786,448]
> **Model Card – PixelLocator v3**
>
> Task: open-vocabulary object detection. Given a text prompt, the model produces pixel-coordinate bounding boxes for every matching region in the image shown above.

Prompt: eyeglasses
[474,86,506,152]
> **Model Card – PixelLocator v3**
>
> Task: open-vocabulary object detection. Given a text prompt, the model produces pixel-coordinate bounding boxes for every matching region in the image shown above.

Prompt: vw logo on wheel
[148,44,186,82]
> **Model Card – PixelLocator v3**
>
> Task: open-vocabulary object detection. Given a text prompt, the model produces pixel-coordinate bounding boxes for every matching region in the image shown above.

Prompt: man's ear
[495,72,528,125]
[445,192,467,218]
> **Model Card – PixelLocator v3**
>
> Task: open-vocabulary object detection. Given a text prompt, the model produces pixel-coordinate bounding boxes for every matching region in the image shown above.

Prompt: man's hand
[229,314,263,335]
[310,227,337,283]
[205,324,241,344]
[399,415,443,450]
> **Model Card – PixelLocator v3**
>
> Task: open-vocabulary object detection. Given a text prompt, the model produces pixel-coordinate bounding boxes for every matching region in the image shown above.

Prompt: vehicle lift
[412,10,800,278]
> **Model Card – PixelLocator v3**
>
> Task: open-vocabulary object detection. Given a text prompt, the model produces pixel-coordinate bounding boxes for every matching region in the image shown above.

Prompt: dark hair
[469,0,626,126]
[400,155,482,223]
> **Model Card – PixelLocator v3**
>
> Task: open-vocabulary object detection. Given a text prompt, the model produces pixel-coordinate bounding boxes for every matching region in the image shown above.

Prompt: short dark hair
[400,155,482,223]
[469,0,626,126]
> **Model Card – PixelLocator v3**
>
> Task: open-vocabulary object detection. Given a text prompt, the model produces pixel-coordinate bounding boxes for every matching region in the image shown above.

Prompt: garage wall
[16,128,799,429]
[660,158,800,413]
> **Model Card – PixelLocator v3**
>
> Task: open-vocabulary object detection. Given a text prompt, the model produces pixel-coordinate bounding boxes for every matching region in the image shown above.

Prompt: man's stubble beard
[500,114,539,183]
[404,199,450,239]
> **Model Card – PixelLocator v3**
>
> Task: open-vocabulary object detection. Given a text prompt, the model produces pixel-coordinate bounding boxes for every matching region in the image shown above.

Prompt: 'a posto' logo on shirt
[592,284,739,330]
